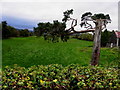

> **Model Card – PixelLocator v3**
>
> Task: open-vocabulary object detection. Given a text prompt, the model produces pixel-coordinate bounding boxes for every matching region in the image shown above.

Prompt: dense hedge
[2,64,120,89]
[78,33,93,41]
[72,33,93,41]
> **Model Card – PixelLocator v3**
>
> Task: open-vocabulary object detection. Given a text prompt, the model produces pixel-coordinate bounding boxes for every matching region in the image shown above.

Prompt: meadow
[2,36,119,68]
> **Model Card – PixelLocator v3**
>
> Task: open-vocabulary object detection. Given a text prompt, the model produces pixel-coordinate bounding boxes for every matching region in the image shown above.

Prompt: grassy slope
[2,37,119,68]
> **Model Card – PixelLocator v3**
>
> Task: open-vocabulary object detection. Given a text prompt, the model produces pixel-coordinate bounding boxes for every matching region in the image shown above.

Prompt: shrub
[2,64,120,89]
[79,33,93,41]
[72,33,93,41]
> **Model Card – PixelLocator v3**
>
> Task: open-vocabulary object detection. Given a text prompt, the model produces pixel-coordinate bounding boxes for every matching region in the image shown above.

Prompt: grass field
[2,36,119,68]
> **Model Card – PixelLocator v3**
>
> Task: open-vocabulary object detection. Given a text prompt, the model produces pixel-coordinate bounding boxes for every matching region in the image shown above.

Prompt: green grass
[2,36,119,68]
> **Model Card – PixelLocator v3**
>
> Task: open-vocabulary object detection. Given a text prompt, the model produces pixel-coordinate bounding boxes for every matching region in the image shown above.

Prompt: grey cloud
[2,2,118,30]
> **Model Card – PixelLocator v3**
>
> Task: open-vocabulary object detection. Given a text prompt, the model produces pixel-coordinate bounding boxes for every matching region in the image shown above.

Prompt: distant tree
[34,22,52,37]
[19,29,29,37]
[101,29,111,47]
[0,23,1,39]
[78,33,93,41]
[29,31,34,36]
[2,21,10,38]
[2,21,34,39]
[7,26,19,37]
[0,22,2,31]
[2,21,20,38]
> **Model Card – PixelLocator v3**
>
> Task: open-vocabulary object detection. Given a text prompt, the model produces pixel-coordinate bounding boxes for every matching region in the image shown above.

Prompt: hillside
[2,37,119,68]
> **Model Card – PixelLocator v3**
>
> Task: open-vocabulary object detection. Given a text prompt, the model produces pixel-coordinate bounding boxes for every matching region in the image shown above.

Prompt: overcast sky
[1,0,119,31]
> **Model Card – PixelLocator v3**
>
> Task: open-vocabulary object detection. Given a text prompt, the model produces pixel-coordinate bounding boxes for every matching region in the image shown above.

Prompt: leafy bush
[79,33,93,41]
[2,64,120,89]
[72,33,93,41]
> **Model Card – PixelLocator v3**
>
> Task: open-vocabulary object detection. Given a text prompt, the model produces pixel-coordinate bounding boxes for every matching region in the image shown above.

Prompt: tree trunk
[91,20,102,66]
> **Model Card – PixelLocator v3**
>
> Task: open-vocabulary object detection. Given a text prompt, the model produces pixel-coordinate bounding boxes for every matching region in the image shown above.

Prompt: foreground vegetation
[2,37,119,68]
[2,64,120,89]
[2,37,119,89]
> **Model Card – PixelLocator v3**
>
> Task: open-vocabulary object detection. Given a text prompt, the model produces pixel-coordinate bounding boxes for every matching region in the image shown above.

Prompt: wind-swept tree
[35,9,111,66]
[62,9,77,33]
[80,12,111,65]
[62,9,111,66]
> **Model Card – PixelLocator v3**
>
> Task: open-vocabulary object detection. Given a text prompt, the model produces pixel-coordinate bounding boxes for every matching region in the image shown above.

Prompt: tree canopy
[62,9,73,23]
[34,20,68,42]
[2,21,33,39]
[80,12,111,30]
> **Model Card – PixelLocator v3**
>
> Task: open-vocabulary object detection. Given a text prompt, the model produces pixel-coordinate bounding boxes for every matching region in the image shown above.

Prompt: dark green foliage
[7,26,19,37]
[34,22,52,36]
[80,12,111,29]
[0,22,1,30]
[2,21,20,39]
[62,9,73,22]
[2,21,11,39]
[34,20,68,42]
[92,14,111,20]
[73,33,93,41]
[108,30,117,46]
[19,29,29,37]
[80,22,85,27]
[2,64,120,89]
[80,12,93,28]
[101,29,111,47]
[81,12,92,20]
[2,21,32,39]
[0,23,1,39]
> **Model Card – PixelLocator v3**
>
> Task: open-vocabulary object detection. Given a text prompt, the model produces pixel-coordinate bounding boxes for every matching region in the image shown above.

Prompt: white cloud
[1,0,120,2]
[2,2,118,30]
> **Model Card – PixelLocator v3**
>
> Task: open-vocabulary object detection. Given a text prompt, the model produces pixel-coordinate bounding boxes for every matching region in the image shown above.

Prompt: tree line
[1,21,112,47]
[1,9,112,48]
[69,29,113,47]
[2,21,33,39]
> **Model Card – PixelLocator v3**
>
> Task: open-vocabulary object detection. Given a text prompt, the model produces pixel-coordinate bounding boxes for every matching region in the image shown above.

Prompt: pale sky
[1,0,119,31]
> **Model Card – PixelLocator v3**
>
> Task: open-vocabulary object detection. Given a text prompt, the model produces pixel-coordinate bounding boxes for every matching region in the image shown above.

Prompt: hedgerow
[1,64,120,89]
